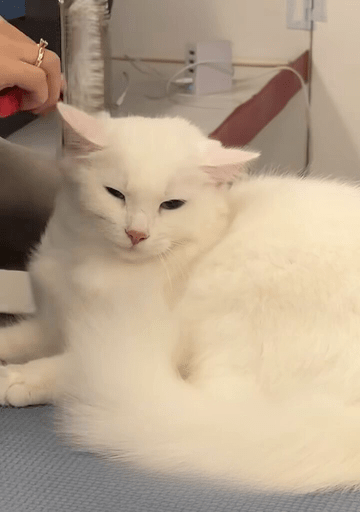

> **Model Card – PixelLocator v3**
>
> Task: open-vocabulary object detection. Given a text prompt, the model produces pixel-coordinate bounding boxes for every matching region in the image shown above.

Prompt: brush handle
[0,86,23,118]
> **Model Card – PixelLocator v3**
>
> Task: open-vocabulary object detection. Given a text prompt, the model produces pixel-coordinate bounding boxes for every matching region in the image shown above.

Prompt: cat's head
[57,103,259,263]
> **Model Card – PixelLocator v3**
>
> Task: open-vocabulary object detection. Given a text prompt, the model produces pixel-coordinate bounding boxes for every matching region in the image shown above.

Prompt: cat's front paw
[0,365,34,407]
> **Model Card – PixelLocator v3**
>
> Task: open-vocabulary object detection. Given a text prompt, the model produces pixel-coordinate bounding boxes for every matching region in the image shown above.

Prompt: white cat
[3,104,360,492]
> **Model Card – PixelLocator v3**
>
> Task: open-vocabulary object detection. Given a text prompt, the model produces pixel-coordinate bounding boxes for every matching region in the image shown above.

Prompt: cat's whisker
[158,253,173,291]
[163,247,188,280]
[171,240,187,248]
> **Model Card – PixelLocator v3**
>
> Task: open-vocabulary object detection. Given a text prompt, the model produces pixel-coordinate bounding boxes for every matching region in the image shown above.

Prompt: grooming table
[2,406,360,511]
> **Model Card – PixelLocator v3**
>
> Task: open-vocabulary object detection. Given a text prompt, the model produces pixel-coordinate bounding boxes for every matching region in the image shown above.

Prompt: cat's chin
[116,244,168,264]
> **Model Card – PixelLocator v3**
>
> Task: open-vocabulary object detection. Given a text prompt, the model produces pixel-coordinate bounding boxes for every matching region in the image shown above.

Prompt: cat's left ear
[201,140,260,183]
[57,102,107,153]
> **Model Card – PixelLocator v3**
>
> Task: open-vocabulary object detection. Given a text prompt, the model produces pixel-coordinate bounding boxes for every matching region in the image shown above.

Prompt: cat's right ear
[57,102,107,154]
[200,140,260,184]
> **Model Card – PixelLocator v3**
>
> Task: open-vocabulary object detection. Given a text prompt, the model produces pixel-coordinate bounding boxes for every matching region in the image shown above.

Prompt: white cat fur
[2,105,360,492]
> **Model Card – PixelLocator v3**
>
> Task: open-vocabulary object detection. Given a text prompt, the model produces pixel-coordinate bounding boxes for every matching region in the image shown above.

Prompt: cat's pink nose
[126,229,149,246]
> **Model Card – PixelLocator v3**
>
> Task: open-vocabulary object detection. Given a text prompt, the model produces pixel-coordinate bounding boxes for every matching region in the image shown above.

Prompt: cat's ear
[57,102,107,154]
[201,140,260,183]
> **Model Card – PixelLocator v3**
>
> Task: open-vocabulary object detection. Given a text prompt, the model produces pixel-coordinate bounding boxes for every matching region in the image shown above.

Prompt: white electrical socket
[185,41,233,95]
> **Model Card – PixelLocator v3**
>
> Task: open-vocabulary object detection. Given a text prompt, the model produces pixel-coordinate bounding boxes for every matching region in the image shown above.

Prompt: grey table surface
[1,405,360,512]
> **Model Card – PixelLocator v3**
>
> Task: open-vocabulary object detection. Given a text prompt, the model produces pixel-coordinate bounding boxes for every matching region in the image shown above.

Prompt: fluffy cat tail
[56,365,360,493]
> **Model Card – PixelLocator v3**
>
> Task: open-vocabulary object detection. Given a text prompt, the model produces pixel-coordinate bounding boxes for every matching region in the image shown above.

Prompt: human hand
[0,17,62,115]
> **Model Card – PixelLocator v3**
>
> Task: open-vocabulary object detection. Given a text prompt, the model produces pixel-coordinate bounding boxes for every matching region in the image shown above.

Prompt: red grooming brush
[0,87,65,118]
[0,86,23,118]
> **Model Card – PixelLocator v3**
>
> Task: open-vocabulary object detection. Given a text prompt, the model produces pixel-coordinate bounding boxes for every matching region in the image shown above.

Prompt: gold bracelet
[35,39,48,68]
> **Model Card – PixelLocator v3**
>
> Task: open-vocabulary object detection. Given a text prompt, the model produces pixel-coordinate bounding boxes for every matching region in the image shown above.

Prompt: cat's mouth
[117,239,174,262]
[117,242,158,262]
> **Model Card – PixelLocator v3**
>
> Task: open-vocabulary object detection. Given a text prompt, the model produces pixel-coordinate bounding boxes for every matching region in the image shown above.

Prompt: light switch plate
[287,0,327,30]
[312,0,327,22]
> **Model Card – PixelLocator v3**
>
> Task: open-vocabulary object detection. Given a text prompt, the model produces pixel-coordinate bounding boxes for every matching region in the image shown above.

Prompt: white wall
[110,0,310,62]
[109,0,310,174]
[310,2,360,180]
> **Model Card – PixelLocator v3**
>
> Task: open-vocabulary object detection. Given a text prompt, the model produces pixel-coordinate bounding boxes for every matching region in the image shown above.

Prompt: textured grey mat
[1,406,360,512]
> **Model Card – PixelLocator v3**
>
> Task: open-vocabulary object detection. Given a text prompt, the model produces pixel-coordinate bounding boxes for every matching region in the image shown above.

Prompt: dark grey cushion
[1,406,360,511]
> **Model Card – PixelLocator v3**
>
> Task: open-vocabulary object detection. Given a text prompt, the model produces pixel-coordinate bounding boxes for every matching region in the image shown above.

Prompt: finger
[0,17,37,47]
[61,75,67,93]
[0,32,39,71]
[37,104,58,117]
[30,50,62,114]
[0,58,49,111]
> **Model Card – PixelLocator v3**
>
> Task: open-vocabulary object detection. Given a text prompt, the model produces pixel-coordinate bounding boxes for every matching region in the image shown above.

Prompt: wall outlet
[185,41,233,95]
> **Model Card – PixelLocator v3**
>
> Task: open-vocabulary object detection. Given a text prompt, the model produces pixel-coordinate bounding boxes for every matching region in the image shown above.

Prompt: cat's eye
[160,200,186,210]
[105,187,125,201]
